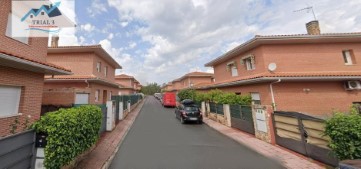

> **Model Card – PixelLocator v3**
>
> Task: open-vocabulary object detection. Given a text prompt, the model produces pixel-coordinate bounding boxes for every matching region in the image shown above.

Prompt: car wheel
[180,117,185,124]
[198,120,203,124]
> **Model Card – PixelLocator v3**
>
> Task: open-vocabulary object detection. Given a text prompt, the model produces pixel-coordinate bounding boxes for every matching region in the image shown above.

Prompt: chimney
[306,20,321,35]
[51,35,59,47]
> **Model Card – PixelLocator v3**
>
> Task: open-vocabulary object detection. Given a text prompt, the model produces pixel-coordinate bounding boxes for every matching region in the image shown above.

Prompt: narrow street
[110,97,284,169]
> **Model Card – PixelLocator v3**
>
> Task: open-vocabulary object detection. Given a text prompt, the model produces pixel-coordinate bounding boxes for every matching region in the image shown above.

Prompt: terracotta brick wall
[89,83,119,104]
[115,78,132,88]
[92,55,116,82]
[213,46,265,82]
[42,89,75,106]
[0,0,48,62]
[47,52,94,76]
[190,76,213,85]
[273,81,361,117]
[118,88,135,95]
[204,81,361,116]
[0,66,44,137]
[262,43,361,72]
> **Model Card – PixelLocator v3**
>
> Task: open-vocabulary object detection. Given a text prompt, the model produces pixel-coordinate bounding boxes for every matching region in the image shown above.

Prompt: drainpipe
[85,79,90,88]
[270,79,281,111]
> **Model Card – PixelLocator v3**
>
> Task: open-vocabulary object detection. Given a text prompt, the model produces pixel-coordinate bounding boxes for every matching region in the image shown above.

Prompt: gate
[273,111,338,166]
[0,130,36,169]
[230,105,255,135]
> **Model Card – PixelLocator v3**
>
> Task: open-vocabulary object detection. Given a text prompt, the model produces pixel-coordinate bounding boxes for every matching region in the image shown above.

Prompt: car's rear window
[185,106,199,111]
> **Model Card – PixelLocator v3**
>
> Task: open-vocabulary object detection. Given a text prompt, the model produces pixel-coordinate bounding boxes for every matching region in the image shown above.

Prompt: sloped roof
[44,75,120,87]
[195,71,361,89]
[115,74,134,79]
[48,45,122,69]
[205,32,361,66]
[0,50,71,75]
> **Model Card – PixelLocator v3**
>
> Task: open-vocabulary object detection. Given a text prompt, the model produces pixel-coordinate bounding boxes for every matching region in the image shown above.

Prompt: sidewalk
[77,99,145,169]
[203,117,325,169]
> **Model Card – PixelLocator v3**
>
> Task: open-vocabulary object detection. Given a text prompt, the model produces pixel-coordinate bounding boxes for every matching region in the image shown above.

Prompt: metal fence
[209,102,224,115]
[230,105,255,135]
[0,130,36,169]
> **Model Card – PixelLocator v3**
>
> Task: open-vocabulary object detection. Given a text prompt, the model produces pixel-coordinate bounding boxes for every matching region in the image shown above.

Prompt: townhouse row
[0,0,141,137]
[166,20,361,117]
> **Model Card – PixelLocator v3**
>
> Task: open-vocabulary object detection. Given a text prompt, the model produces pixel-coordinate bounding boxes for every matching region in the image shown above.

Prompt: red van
[162,92,176,107]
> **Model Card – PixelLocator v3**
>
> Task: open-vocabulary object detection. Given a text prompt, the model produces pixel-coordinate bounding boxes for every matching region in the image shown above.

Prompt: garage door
[75,93,89,104]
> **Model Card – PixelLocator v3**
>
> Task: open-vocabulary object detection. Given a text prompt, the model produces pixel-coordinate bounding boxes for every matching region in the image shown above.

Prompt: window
[0,86,21,117]
[231,65,238,76]
[250,92,261,105]
[241,55,255,70]
[342,50,354,65]
[96,62,101,72]
[41,12,44,15]
[104,66,108,77]
[95,90,100,102]
[244,58,255,70]
[227,61,238,77]
[6,13,29,44]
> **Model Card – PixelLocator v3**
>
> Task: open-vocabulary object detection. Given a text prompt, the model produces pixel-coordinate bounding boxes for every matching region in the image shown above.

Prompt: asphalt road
[110,97,284,169]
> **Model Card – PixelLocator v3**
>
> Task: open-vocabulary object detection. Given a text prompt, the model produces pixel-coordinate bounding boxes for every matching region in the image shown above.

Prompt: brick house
[115,74,142,95]
[0,0,71,137]
[43,41,122,105]
[166,72,214,92]
[199,21,361,116]
[162,82,173,92]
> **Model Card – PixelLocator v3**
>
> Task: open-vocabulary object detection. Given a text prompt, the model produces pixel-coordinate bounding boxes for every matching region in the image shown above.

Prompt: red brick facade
[44,47,121,105]
[203,34,361,116]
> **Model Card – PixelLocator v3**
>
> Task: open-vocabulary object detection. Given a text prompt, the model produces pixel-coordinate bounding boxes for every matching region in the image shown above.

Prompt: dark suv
[175,99,202,124]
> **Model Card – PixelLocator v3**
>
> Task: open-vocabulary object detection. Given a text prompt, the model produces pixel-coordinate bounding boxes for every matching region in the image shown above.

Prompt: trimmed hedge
[177,89,252,105]
[32,105,102,169]
[324,108,361,160]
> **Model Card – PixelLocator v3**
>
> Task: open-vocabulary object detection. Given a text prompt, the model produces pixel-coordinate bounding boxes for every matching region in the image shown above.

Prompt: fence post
[201,102,206,117]
[223,104,231,127]
[206,102,210,117]
[119,101,123,120]
[127,101,131,113]
[252,105,275,144]
[106,101,115,131]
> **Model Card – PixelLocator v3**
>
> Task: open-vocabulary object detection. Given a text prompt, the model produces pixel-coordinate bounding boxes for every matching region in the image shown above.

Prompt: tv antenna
[294,6,317,20]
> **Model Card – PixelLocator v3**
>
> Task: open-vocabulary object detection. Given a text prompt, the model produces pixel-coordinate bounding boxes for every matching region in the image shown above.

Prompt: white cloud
[121,22,129,27]
[87,0,108,17]
[81,23,95,32]
[107,33,114,40]
[128,42,137,49]
[107,0,361,84]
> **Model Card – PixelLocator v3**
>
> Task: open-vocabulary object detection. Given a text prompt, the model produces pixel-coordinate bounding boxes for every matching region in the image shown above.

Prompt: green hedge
[177,89,252,105]
[324,107,361,160]
[32,105,102,169]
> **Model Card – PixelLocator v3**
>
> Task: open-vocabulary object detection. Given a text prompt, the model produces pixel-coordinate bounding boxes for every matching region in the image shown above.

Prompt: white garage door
[75,93,89,104]
[0,85,21,117]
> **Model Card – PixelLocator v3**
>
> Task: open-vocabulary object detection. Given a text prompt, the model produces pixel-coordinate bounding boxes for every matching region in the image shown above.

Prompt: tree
[140,83,161,95]
[177,89,196,101]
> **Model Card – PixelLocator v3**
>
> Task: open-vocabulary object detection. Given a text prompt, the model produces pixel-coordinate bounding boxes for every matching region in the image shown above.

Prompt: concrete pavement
[110,97,284,169]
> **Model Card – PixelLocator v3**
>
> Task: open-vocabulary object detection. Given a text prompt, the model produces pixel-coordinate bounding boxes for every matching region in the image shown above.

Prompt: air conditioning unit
[345,81,361,90]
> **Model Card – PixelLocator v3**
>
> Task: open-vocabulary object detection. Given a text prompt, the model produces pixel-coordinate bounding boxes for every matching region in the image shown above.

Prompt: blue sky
[56,0,361,85]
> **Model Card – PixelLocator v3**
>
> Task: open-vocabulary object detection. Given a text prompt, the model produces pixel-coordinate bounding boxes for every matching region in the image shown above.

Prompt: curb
[101,98,147,169]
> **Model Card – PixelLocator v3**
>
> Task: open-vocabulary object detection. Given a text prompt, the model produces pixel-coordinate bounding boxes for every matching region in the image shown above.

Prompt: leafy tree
[177,89,196,101]
[324,106,361,160]
[140,83,161,95]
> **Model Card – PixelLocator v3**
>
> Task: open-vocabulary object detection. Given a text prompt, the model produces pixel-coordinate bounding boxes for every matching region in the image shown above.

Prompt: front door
[103,90,108,104]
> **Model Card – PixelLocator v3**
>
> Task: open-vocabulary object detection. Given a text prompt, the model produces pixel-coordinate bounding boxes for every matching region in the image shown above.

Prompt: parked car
[154,93,161,100]
[175,99,202,124]
[162,92,176,107]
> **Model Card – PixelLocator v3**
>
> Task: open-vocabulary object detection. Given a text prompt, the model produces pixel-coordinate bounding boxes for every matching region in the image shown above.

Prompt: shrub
[32,105,102,169]
[177,89,196,101]
[205,89,224,102]
[214,92,252,105]
[324,107,361,160]
[194,92,207,103]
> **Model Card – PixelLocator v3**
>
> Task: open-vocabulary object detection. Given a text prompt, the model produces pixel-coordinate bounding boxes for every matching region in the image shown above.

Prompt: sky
[55,0,361,85]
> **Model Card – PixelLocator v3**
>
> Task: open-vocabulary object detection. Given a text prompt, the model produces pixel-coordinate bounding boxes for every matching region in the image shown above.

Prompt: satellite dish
[268,63,277,72]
